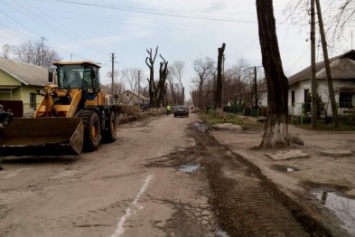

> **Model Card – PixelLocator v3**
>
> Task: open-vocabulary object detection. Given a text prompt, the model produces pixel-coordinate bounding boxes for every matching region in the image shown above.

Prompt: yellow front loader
[0,61,117,156]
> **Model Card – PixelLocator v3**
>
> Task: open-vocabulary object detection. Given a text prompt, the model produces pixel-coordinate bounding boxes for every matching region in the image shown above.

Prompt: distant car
[174,105,189,117]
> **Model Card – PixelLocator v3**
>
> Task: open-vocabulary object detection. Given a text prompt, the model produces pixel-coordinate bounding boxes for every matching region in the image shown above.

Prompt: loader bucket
[0,118,84,156]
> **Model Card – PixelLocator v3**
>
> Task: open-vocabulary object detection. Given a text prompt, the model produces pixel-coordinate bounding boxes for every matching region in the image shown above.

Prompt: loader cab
[53,61,101,92]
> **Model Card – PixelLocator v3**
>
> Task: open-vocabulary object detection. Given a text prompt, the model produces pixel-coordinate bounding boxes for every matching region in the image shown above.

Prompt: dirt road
[0,113,333,236]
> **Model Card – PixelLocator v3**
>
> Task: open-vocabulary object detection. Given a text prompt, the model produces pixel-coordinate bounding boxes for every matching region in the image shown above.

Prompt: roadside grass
[198,112,263,130]
[296,121,355,131]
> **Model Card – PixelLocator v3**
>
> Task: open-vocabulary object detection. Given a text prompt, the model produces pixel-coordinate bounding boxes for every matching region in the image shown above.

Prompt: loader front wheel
[80,110,101,152]
[102,111,117,143]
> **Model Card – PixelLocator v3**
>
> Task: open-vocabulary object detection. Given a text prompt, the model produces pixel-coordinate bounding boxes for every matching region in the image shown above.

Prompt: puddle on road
[311,189,355,236]
[193,122,209,132]
[215,228,231,237]
[271,165,298,173]
[178,164,200,173]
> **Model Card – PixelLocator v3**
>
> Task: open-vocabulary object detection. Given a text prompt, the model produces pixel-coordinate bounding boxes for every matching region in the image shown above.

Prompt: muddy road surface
[0,113,331,237]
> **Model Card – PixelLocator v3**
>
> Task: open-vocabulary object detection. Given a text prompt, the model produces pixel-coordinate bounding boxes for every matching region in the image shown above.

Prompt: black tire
[79,110,101,152]
[102,111,117,143]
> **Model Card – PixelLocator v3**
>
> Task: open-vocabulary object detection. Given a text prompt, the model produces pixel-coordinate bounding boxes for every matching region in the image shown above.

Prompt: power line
[51,0,257,24]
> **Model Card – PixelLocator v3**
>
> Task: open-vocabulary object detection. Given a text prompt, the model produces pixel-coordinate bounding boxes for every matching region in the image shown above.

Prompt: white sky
[0,0,353,100]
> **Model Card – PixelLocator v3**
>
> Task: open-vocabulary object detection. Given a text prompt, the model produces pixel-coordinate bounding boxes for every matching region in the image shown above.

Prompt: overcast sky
[0,0,352,99]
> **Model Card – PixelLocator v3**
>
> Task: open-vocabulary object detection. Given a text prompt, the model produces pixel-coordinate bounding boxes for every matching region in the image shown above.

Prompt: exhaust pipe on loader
[0,118,84,156]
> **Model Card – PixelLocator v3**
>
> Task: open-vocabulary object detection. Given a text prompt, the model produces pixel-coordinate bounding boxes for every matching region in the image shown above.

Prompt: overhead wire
[49,0,257,24]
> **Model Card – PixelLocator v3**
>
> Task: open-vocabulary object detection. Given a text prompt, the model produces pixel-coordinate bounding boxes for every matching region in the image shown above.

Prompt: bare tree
[223,58,251,111]
[106,70,120,82]
[169,61,185,104]
[12,39,61,67]
[156,54,169,106]
[285,0,355,43]
[256,0,289,148]
[101,81,125,104]
[215,43,226,112]
[121,68,140,92]
[192,57,216,109]
[145,47,158,107]
[167,73,177,105]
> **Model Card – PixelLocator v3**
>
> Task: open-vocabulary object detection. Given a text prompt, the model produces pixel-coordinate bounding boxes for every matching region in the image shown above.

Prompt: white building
[119,90,149,107]
[288,50,355,117]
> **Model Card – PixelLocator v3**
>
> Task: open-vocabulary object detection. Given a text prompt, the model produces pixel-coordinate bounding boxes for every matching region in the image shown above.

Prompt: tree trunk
[215,43,226,112]
[156,55,169,106]
[256,0,289,148]
[145,47,158,108]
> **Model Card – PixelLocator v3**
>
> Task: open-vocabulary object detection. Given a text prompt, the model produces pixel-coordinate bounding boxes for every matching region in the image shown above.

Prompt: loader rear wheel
[79,110,101,152]
[102,111,117,143]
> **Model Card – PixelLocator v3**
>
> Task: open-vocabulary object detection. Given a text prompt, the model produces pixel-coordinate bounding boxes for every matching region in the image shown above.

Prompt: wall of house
[0,70,44,113]
[0,71,22,100]
[288,81,308,116]
[21,85,44,113]
[289,79,355,117]
[120,91,149,106]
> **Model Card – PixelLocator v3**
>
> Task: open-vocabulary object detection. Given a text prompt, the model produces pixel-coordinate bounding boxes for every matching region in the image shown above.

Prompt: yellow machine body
[0,61,116,157]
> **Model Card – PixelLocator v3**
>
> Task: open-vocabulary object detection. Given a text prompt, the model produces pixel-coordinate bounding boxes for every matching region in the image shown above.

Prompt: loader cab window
[57,65,84,89]
[88,66,100,90]
[56,64,100,90]
[83,66,99,90]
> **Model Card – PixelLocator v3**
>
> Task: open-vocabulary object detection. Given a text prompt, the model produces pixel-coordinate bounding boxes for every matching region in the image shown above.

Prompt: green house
[0,57,49,114]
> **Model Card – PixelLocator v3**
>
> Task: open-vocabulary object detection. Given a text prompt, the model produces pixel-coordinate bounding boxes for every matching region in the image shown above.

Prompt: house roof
[288,50,355,85]
[122,90,149,101]
[0,57,49,86]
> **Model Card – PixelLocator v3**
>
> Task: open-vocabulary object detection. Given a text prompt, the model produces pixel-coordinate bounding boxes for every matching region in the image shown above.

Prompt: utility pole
[254,66,258,108]
[111,53,115,105]
[138,70,141,109]
[311,0,318,129]
[315,0,339,127]
[248,66,263,108]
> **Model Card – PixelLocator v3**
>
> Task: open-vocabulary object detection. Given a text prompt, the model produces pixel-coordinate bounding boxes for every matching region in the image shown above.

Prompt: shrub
[115,104,140,115]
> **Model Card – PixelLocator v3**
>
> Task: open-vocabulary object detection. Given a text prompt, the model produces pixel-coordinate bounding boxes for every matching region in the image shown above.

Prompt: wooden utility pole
[254,67,258,108]
[138,70,141,109]
[315,0,339,127]
[248,66,263,108]
[111,53,115,105]
[311,0,317,129]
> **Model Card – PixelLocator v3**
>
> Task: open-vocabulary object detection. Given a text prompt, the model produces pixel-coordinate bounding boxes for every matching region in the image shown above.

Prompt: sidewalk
[209,125,355,236]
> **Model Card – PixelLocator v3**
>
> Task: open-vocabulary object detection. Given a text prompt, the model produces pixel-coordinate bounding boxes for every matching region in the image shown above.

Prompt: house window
[30,93,36,109]
[339,92,353,108]
[304,89,311,113]
[291,90,295,106]
[304,89,311,103]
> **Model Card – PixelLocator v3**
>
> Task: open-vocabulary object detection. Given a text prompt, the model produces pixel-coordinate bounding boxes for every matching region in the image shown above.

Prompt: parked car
[174,105,189,117]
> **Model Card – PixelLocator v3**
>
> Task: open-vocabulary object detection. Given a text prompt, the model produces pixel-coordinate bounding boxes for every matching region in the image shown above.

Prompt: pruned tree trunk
[256,0,289,148]
[156,54,169,106]
[145,46,158,108]
[215,43,226,112]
